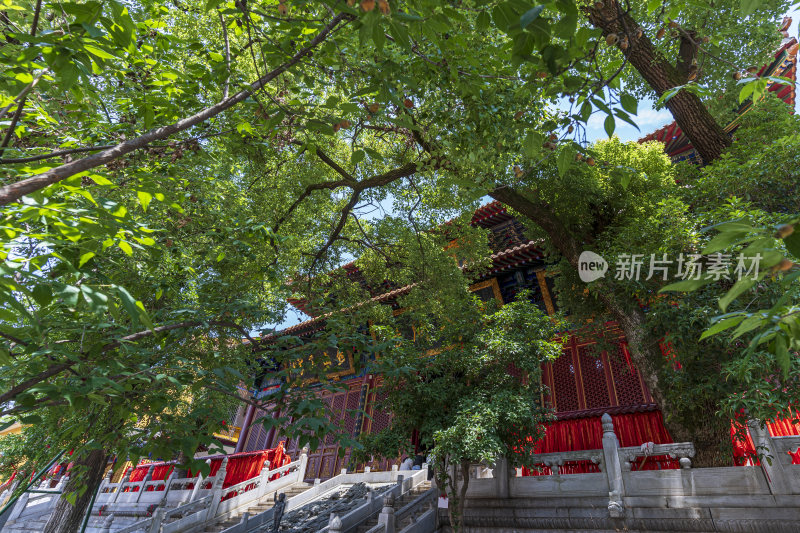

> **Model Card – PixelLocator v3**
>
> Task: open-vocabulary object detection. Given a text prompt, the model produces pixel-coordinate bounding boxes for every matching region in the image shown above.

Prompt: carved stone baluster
[601,413,625,518]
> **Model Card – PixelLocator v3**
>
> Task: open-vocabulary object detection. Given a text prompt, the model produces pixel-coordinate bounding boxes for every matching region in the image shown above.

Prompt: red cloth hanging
[124,445,290,498]
[731,410,800,466]
[521,411,678,476]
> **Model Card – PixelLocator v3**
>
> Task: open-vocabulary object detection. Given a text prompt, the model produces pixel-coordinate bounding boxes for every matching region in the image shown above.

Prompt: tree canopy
[1,0,799,529]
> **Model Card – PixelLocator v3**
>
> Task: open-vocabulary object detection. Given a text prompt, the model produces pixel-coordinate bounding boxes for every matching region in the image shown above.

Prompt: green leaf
[702,231,748,254]
[719,278,756,312]
[731,314,764,339]
[217,252,225,262]
[603,114,615,137]
[775,334,790,377]
[476,11,490,31]
[32,284,53,306]
[620,94,638,115]
[738,80,756,103]
[522,132,542,158]
[137,190,153,211]
[740,0,762,16]
[89,174,114,186]
[84,45,116,60]
[659,276,714,293]
[700,315,746,340]
[520,6,544,30]
[784,229,800,259]
[388,20,411,49]
[351,149,366,165]
[79,251,96,267]
[118,240,133,256]
[556,146,574,177]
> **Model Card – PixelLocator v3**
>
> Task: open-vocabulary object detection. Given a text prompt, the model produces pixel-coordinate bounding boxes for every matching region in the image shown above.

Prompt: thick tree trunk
[489,187,731,466]
[43,449,107,533]
[587,0,731,163]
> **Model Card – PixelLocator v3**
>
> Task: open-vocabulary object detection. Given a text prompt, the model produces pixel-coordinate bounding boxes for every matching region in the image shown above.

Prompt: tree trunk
[586,0,731,163]
[43,449,107,533]
[489,187,731,466]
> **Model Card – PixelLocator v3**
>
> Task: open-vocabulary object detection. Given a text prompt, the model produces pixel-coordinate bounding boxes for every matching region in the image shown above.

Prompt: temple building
[229,27,800,482]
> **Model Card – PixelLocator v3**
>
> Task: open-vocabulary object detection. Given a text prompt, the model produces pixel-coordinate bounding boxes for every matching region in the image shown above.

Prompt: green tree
[356,293,562,531]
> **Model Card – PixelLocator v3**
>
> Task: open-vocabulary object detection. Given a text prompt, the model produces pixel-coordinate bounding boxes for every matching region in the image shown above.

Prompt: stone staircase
[355,481,432,533]
[200,483,313,533]
[3,515,51,533]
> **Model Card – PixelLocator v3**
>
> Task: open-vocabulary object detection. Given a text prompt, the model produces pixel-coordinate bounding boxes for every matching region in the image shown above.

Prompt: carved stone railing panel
[618,442,696,470]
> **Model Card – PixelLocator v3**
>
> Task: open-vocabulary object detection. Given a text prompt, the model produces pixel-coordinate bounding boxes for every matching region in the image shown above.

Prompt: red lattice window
[343,388,361,436]
[551,348,579,412]
[368,390,392,434]
[578,346,611,409]
[325,393,346,445]
[608,344,646,406]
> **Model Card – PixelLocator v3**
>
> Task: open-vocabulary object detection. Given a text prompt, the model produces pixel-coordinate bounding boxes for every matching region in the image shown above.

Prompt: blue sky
[266,11,799,333]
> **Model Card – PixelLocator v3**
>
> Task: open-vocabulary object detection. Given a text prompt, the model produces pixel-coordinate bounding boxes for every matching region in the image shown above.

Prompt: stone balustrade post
[239,511,249,529]
[601,413,625,518]
[54,474,69,492]
[147,507,165,533]
[113,467,133,504]
[7,492,30,522]
[98,470,113,495]
[135,465,156,504]
[364,466,371,473]
[0,480,16,504]
[188,458,211,503]
[205,457,228,521]
[298,447,310,481]
[256,460,271,499]
[377,494,396,533]
[491,456,510,498]
[328,513,343,533]
[100,514,115,533]
[748,418,792,495]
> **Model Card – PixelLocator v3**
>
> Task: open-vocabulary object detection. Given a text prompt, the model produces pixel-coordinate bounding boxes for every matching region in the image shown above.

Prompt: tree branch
[0,12,354,206]
[0,319,253,406]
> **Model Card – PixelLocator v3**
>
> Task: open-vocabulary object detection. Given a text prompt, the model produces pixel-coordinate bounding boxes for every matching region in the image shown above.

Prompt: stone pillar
[135,465,155,503]
[205,457,229,521]
[147,507,165,533]
[377,494,396,533]
[491,456,510,498]
[98,470,113,495]
[328,513,343,533]
[54,473,69,492]
[600,413,625,517]
[298,447,310,481]
[257,461,271,499]
[7,492,30,521]
[99,514,115,533]
[113,467,133,504]
[748,418,792,495]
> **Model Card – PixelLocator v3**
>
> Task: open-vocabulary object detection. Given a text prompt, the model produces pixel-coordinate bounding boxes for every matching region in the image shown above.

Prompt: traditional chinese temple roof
[638,23,797,164]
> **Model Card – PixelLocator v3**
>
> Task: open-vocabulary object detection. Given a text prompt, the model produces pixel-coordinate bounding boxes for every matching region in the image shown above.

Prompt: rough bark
[586,0,730,162]
[43,448,107,533]
[489,186,730,466]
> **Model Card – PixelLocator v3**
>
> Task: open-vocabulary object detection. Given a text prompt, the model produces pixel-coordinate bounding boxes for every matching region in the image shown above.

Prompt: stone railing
[4,474,69,523]
[461,412,800,520]
[222,466,430,533]
[91,451,309,533]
